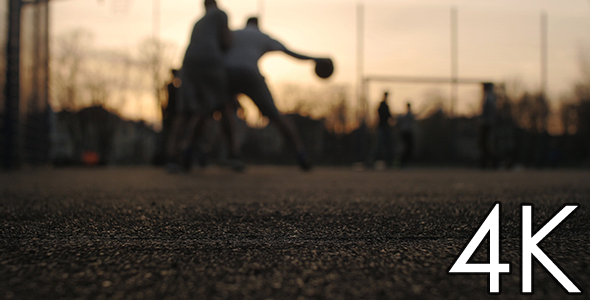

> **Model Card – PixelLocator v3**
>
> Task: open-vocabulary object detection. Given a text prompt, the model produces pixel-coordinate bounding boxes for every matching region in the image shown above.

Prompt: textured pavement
[1,167,589,299]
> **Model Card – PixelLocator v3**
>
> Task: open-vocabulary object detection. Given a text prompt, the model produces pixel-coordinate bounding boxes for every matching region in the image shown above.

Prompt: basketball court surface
[1,167,588,299]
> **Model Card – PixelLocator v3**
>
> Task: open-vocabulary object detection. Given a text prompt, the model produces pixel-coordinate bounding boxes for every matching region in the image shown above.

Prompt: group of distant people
[165,0,330,173]
[371,91,415,168]
[369,82,503,170]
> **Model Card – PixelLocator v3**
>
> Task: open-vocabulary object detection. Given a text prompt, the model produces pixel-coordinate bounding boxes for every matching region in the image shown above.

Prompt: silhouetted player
[167,0,232,172]
[398,102,415,167]
[372,92,394,167]
[224,17,328,170]
[479,82,497,169]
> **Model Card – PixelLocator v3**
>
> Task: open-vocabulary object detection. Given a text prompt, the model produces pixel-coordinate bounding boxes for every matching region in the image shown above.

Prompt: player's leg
[272,115,311,170]
[166,73,197,172]
[190,115,212,167]
[166,114,184,159]
[266,111,305,153]
[182,67,243,172]
[220,100,245,172]
[176,69,212,172]
[213,70,245,172]
[369,127,385,168]
[170,67,209,172]
[244,73,311,170]
[220,98,241,159]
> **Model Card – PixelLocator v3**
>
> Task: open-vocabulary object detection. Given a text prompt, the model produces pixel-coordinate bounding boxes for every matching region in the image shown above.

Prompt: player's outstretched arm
[283,48,326,62]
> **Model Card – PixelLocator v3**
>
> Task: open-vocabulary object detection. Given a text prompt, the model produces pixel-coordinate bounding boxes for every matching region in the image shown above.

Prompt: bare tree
[560,102,579,135]
[512,92,549,133]
[137,37,175,116]
[84,66,110,107]
[557,46,590,134]
[421,88,448,118]
[503,77,527,102]
[324,89,352,135]
[278,83,353,123]
[51,28,94,110]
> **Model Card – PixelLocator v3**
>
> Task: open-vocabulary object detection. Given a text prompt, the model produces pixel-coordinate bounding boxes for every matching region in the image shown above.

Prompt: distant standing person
[479,82,497,169]
[224,17,330,170]
[163,69,180,141]
[398,102,415,167]
[155,69,180,165]
[166,0,232,172]
[372,91,394,167]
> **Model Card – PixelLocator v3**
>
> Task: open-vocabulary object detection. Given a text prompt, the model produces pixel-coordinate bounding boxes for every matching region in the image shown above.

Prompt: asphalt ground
[1,167,589,300]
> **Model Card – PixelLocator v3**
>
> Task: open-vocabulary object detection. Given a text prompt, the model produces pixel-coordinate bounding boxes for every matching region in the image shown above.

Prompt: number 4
[448,203,510,294]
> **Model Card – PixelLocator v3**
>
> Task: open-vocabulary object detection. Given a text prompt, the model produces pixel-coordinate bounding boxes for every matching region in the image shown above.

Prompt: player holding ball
[224,16,334,171]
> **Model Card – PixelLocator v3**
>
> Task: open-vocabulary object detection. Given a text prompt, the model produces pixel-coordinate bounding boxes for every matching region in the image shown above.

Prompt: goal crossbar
[364,75,492,85]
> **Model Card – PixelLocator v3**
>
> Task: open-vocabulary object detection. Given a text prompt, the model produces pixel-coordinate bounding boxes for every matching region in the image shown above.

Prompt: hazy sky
[51,0,590,121]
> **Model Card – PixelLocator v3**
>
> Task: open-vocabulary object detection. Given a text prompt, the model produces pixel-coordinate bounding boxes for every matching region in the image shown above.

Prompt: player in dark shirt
[373,92,394,167]
[166,0,233,172]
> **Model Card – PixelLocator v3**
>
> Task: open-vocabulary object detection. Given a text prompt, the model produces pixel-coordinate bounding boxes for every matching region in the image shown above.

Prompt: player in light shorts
[225,17,329,170]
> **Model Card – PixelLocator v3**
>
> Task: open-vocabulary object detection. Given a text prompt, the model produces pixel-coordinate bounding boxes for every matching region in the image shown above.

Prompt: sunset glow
[50,0,590,128]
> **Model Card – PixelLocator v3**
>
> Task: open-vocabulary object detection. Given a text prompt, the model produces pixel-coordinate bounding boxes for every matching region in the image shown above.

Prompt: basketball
[315,58,334,79]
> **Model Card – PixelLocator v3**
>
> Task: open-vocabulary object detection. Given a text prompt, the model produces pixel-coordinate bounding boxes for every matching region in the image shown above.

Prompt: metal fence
[0,0,7,163]
[1,0,49,169]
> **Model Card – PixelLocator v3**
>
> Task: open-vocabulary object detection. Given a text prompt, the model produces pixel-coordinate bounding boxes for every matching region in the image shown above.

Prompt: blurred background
[1,0,590,169]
